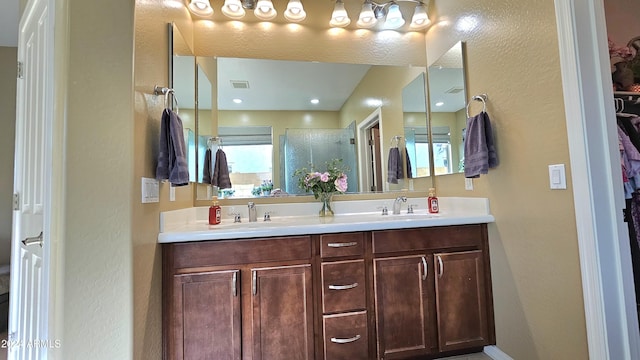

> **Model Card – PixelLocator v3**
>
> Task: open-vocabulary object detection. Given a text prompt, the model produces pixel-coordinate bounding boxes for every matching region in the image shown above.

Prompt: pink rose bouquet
[294,159,349,199]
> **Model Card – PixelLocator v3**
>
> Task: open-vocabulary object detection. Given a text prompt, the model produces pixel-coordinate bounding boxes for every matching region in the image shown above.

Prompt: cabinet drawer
[323,311,368,360]
[321,260,366,313]
[170,236,311,268]
[372,225,482,254]
[320,233,364,258]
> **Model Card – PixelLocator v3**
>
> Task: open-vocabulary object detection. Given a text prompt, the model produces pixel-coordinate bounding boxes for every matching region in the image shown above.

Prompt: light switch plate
[548,164,567,190]
[142,177,159,203]
[170,186,176,202]
[465,178,474,191]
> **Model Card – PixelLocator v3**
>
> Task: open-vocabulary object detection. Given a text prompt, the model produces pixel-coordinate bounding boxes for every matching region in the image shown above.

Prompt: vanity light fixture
[186,0,431,31]
[356,0,377,28]
[330,0,351,28]
[384,2,405,29]
[409,3,430,29]
[188,0,214,16]
[222,0,246,18]
[284,0,306,22]
[254,0,277,20]
[345,0,431,31]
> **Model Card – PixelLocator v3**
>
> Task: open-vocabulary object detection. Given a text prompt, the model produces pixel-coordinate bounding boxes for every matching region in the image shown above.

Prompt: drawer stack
[319,233,369,360]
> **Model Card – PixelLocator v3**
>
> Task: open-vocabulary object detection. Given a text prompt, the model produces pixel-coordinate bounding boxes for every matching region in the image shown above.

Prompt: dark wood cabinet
[251,265,314,360]
[171,270,241,360]
[163,237,313,360]
[373,255,435,359]
[434,250,489,352]
[163,224,494,360]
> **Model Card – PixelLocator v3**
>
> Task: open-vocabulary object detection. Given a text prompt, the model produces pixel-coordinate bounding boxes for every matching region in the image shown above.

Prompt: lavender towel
[212,149,232,189]
[387,147,404,184]
[202,148,212,184]
[156,108,189,186]
[464,111,498,178]
[405,147,413,179]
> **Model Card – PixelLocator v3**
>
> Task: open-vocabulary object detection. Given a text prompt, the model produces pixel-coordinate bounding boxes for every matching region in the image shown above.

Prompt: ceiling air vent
[230,80,250,89]
[445,86,464,94]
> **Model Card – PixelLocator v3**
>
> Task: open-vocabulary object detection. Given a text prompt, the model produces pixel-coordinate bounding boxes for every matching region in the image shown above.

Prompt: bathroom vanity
[159,198,496,360]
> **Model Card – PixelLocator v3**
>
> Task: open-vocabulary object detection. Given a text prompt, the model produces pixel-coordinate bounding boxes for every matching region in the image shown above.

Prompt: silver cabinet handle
[328,282,358,290]
[232,271,238,297]
[327,242,357,248]
[252,270,257,295]
[330,334,361,344]
[437,256,443,278]
[421,256,428,281]
[22,231,43,247]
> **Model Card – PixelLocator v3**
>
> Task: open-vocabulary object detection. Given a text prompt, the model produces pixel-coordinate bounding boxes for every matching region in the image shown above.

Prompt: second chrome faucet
[248,202,257,222]
[392,196,407,215]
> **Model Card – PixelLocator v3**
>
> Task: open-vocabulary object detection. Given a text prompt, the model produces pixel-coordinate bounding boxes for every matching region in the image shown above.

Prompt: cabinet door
[374,255,434,359]
[251,264,314,360]
[172,270,241,360]
[434,250,489,352]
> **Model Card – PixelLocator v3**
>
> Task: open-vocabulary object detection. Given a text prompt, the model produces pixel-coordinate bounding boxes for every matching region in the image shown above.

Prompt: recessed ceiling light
[366,98,383,107]
[435,101,444,107]
[310,99,320,104]
[233,98,243,104]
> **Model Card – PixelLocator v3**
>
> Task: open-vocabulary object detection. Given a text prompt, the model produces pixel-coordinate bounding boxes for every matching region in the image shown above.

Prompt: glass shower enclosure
[281,127,357,195]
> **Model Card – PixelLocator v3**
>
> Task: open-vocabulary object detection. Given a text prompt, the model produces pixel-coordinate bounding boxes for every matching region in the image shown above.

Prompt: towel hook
[208,136,223,149]
[154,85,180,113]
[466,94,488,118]
[390,135,402,148]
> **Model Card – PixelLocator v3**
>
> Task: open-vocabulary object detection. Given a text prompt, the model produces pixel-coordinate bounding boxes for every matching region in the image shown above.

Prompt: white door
[8,0,55,358]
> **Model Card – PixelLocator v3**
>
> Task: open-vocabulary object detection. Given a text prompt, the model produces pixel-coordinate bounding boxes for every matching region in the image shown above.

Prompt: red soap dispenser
[209,196,221,225]
[428,188,439,214]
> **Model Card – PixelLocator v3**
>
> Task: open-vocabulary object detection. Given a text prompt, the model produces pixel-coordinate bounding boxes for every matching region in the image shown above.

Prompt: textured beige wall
[428,0,588,358]
[0,47,16,266]
[133,3,194,360]
[62,0,135,357]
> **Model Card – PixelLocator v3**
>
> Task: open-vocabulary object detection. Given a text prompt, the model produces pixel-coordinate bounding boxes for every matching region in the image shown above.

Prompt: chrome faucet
[248,202,257,222]
[392,196,407,215]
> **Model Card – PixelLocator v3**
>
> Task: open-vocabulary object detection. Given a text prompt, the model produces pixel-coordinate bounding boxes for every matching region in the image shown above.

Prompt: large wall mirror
[193,57,427,199]
[426,41,467,176]
[169,0,456,200]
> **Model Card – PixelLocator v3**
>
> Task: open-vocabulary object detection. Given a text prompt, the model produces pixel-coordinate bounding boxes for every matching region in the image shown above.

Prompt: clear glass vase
[318,192,334,217]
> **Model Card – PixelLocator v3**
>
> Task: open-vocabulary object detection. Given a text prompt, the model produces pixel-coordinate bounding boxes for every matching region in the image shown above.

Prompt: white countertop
[158,197,495,243]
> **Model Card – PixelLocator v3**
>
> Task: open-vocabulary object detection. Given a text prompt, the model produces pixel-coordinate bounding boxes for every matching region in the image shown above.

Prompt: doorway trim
[357,107,384,192]
[555,0,640,358]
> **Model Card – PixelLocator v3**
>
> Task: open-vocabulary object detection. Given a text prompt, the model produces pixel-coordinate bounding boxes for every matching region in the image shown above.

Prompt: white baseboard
[484,345,513,360]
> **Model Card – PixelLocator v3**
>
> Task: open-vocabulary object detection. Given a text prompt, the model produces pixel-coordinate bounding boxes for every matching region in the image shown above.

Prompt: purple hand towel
[213,149,232,189]
[387,147,404,184]
[156,108,189,186]
[202,148,212,184]
[464,111,498,178]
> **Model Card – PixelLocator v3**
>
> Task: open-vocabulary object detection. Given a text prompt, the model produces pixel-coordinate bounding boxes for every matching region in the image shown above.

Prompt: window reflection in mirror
[427,41,467,175]
[218,126,273,198]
